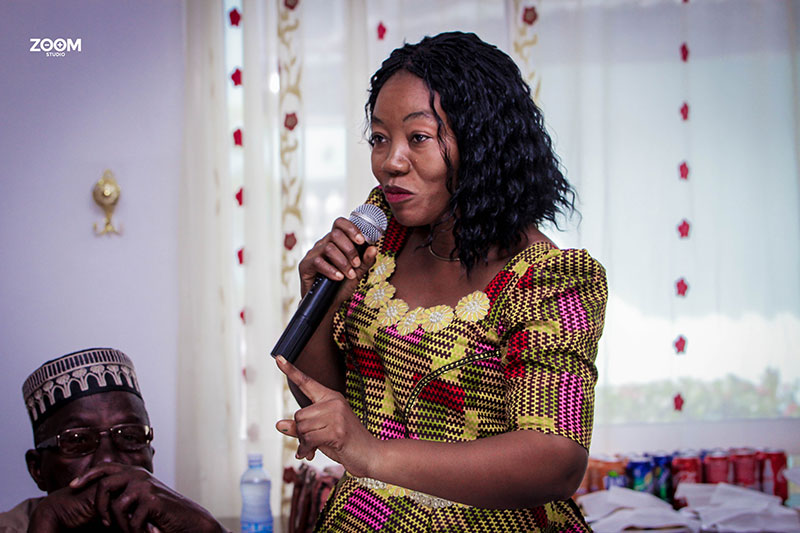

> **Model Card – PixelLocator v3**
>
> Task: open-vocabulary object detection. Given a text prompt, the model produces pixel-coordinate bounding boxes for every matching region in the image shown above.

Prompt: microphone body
[271,204,387,363]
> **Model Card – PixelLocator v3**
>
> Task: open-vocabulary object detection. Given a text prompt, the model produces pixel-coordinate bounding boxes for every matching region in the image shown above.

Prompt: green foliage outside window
[596,368,799,424]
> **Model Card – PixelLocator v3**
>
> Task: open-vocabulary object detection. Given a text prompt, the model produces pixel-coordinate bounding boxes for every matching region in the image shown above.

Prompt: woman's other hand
[275,355,379,478]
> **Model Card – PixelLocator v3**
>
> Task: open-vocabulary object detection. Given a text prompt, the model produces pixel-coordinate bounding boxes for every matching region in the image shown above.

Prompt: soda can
[758,448,788,502]
[703,448,731,484]
[671,450,702,508]
[627,455,654,493]
[731,447,759,490]
[603,469,628,490]
[591,455,628,492]
[651,452,673,502]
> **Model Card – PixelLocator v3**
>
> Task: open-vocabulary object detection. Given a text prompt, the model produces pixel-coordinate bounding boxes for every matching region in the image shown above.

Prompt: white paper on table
[580,482,800,532]
[674,482,716,508]
[606,486,674,510]
[577,485,672,521]
[700,507,800,533]
[686,483,800,532]
[589,508,701,533]
[578,487,697,530]
[708,482,782,508]
[694,503,769,528]
[576,489,620,521]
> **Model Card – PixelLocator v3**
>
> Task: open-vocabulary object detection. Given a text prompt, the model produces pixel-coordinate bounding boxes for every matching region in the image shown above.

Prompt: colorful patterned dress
[316,189,608,532]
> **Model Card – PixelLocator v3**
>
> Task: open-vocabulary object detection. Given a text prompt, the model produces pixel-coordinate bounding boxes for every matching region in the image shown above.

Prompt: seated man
[0,348,228,533]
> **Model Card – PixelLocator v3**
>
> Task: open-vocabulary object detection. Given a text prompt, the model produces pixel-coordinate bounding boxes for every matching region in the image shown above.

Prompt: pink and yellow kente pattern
[315,188,608,532]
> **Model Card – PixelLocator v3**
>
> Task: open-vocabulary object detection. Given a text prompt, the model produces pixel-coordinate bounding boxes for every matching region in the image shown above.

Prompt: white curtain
[177,0,800,517]
[178,1,243,517]
[526,0,800,452]
[178,0,285,517]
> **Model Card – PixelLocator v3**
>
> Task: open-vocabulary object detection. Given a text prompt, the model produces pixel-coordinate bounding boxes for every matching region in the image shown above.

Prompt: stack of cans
[575,447,789,508]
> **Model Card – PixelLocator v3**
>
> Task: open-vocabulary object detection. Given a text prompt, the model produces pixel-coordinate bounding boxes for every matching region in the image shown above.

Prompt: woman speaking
[275,31,608,532]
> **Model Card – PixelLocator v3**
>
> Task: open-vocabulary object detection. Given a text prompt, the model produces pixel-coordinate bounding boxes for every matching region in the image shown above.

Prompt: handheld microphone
[271,203,388,363]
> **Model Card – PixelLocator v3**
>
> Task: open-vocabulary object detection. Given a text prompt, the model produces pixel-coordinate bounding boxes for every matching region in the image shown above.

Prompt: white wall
[0,0,185,510]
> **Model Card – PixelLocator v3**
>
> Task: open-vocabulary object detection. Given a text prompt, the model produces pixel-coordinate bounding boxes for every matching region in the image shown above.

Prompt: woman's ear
[25,449,47,491]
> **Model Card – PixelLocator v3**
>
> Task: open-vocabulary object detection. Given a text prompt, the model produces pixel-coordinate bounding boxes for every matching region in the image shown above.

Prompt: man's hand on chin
[27,484,101,533]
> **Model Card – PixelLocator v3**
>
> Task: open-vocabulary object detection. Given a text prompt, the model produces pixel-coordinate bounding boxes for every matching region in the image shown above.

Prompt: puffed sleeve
[496,246,607,450]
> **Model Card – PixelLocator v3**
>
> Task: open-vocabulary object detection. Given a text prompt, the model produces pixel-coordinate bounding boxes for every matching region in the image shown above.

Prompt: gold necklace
[427,243,460,262]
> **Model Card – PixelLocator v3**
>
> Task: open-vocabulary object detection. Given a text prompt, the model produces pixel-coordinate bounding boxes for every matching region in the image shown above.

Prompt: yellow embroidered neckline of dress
[362,254,490,335]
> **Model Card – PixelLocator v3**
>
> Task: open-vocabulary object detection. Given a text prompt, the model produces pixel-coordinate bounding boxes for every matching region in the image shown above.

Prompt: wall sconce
[93,170,121,236]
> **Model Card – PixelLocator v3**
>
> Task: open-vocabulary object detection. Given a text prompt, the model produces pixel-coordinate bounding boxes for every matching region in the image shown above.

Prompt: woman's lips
[383,187,413,203]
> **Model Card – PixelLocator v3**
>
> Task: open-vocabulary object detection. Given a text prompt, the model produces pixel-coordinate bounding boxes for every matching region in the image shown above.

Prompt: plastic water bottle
[240,453,273,533]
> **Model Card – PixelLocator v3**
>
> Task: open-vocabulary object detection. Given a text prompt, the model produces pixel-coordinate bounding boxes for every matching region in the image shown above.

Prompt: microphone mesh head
[349,204,388,244]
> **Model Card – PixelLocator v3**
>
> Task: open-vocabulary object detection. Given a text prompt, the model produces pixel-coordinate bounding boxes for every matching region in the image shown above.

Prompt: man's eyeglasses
[36,424,154,457]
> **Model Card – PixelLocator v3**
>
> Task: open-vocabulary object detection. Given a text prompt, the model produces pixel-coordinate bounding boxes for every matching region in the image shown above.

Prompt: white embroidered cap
[22,348,142,430]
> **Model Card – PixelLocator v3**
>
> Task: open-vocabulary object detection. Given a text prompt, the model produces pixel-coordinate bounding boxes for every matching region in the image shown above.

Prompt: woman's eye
[411,134,430,144]
[368,134,386,146]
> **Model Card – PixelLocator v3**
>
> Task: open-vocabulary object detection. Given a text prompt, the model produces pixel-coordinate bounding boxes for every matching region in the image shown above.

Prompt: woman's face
[370,70,459,228]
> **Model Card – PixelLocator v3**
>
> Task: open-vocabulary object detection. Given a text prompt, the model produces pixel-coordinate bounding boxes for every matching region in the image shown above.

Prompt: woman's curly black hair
[366,31,576,273]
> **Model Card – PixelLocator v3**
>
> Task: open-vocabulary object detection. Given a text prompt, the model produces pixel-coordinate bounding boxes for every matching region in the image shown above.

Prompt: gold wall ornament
[92,170,121,236]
